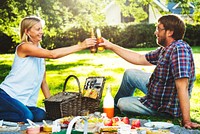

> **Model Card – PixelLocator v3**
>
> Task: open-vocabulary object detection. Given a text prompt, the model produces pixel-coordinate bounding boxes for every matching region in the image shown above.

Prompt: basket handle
[63,75,81,94]
[66,116,88,134]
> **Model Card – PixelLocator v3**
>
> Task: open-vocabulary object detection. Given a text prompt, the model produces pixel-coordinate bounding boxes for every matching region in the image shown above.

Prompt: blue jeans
[0,88,46,122]
[114,69,170,117]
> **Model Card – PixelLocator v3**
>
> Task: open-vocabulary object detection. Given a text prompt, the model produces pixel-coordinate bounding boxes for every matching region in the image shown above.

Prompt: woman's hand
[79,38,96,49]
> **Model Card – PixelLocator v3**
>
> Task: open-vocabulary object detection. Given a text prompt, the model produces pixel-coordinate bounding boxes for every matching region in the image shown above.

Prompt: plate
[3,121,18,126]
[55,116,74,128]
[144,122,174,129]
[0,120,3,126]
[0,126,20,132]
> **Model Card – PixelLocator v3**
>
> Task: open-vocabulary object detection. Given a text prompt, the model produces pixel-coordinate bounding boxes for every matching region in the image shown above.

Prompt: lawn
[0,46,200,126]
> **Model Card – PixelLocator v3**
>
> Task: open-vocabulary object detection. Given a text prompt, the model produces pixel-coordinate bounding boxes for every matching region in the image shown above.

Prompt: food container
[26,126,40,134]
[43,125,52,132]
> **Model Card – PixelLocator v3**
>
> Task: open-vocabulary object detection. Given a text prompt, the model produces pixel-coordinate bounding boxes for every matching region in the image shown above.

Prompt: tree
[192,0,200,23]
[0,0,71,43]
[57,0,110,29]
[0,0,108,42]
[1,0,199,53]
[115,0,149,23]
[168,0,200,23]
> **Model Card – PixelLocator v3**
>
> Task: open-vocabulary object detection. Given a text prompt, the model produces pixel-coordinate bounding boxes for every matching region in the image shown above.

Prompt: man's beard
[157,37,166,47]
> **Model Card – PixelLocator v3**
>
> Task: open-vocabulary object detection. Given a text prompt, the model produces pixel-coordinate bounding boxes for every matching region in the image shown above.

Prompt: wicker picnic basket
[44,75,105,120]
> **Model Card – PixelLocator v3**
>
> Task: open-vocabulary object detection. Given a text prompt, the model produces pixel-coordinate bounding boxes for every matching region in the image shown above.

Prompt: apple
[131,119,141,129]
[104,118,113,126]
[111,117,120,126]
[63,120,69,124]
[121,117,130,124]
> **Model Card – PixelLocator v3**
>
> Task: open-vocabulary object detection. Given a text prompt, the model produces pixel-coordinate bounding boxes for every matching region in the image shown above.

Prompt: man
[100,14,200,129]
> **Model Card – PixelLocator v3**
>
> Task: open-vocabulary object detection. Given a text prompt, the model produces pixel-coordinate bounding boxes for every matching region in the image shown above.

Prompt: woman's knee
[21,111,34,122]
[26,106,46,122]
[33,108,46,122]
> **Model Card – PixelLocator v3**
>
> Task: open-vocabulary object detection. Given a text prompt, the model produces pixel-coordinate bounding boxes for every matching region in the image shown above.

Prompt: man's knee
[117,98,126,112]
[124,69,140,78]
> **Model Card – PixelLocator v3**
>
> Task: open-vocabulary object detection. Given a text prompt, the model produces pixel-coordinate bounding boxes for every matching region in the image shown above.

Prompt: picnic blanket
[0,119,199,134]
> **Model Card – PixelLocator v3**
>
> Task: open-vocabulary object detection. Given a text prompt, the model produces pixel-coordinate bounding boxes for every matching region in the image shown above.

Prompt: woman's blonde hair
[20,16,45,42]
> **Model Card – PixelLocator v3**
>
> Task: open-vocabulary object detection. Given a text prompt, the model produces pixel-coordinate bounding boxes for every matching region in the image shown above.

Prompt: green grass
[0,47,200,127]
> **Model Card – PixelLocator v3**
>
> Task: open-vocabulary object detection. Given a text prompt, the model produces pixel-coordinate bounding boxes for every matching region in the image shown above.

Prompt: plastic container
[103,85,114,118]
[26,126,40,134]
[43,125,52,132]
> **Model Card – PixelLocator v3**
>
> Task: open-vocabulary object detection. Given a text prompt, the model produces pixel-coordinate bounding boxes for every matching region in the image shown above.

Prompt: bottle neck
[106,88,112,96]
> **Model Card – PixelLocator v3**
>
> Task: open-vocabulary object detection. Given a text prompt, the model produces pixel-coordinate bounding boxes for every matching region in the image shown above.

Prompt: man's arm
[175,78,200,129]
[100,38,152,66]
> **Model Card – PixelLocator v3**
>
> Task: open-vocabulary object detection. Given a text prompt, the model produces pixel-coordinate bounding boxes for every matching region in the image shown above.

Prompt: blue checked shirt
[140,40,196,117]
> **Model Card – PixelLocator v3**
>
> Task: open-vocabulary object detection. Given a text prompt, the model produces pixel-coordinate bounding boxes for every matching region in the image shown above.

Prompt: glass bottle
[90,28,97,53]
[103,85,114,118]
[96,28,105,52]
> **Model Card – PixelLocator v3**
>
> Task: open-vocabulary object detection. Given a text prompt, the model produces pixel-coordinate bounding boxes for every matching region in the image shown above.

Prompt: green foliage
[0,0,109,46]
[0,0,153,46]
[117,23,156,47]
[193,0,200,23]
[2,23,200,53]
[1,21,200,53]
[59,0,107,29]
[0,0,26,43]
[115,0,149,23]
[41,23,157,50]
[184,24,200,46]
[1,0,200,53]
[0,54,13,81]
[42,23,200,49]
[172,0,191,14]
[168,0,200,23]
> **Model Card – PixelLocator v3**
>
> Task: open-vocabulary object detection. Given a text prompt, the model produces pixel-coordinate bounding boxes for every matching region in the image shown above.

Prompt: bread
[100,126,119,132]
[146,129,170,134]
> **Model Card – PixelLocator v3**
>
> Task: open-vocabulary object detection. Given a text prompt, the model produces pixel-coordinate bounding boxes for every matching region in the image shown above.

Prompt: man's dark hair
[158,14,185,40]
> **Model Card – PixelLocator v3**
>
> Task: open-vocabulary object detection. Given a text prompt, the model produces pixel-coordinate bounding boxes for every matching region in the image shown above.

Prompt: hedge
[0,23,200,53]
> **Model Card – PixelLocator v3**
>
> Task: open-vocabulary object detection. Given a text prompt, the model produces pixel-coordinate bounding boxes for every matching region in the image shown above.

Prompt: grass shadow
[0,64,11,82]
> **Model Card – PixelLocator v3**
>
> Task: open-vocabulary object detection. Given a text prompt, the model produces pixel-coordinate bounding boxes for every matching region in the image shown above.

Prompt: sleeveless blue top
[0,44,45,106]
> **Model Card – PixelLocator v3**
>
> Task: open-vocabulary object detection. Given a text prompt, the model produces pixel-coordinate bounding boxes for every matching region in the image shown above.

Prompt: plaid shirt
[140,40,196,117]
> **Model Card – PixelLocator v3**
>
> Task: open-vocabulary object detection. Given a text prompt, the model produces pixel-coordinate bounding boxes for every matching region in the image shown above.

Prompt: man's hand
[183,120,200,129]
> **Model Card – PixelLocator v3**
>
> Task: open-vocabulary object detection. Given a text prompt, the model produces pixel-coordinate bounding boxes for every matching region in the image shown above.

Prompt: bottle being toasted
[103,85,114,118]
[90,28,97,53]
[96,28,104,52]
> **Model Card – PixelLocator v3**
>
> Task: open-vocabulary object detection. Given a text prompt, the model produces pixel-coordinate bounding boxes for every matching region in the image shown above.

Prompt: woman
[0,16,96,122]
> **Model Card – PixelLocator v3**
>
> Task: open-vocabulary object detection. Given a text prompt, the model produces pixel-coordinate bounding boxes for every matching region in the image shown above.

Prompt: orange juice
[103,107,114,118]
[103,85,114,119]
